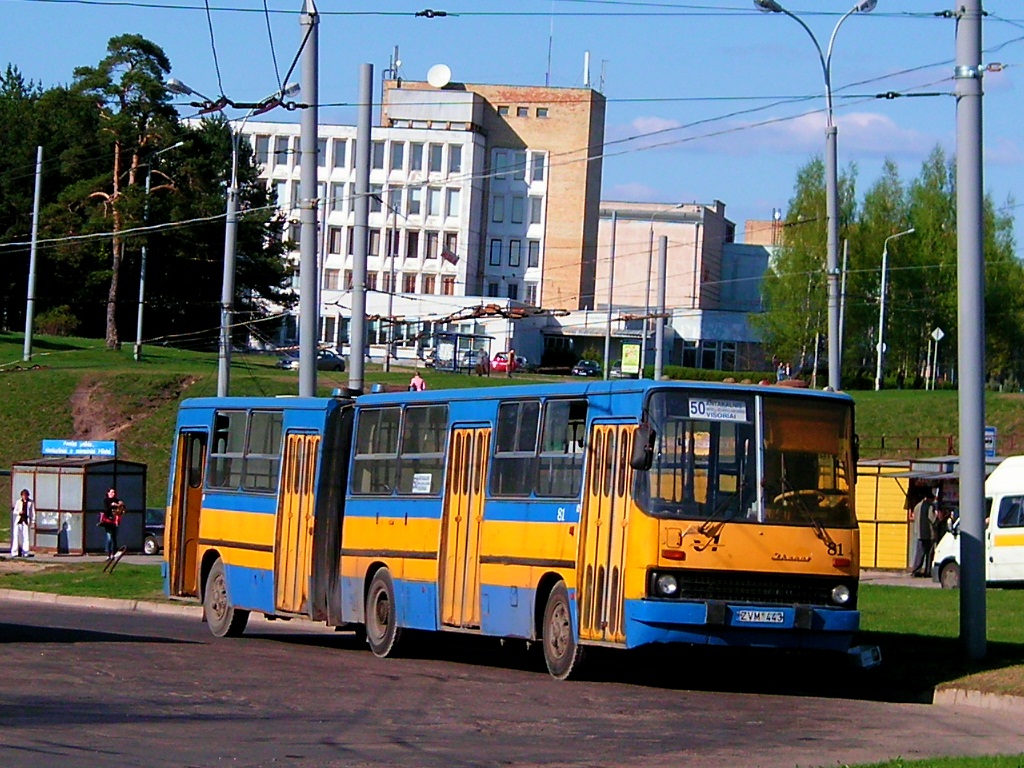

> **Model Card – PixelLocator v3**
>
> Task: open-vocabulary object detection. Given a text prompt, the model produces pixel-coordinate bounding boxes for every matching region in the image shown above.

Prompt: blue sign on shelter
[41,440,117,457]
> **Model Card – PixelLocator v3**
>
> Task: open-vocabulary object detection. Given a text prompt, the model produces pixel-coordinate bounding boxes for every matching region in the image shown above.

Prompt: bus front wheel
[542,581,584,680]
[365,568,403,657]
[204,557,249,637]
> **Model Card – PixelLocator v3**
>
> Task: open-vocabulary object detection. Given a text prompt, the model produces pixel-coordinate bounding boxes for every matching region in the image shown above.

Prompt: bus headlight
[655,573,679,597]
[831,584,851,605]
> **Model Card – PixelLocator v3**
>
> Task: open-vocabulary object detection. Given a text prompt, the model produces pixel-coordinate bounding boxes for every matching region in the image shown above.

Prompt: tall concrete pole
[348,63,373,394]
[825,125,840,390]
[217,134,239,398]
[22,146,42,362]
[602,211,617,379]
[298,0,320,398]
[654,235,668,380]
[955,0,986,661]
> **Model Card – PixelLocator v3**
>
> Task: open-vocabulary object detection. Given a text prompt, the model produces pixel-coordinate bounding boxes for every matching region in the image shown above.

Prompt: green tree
[71,34,178,349]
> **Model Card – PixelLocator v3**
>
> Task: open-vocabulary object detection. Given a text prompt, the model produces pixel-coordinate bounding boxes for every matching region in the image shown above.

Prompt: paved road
[2,598,1023,768]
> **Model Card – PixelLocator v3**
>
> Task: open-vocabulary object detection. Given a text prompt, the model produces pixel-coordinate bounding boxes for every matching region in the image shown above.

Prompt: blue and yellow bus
[165,379,863,678]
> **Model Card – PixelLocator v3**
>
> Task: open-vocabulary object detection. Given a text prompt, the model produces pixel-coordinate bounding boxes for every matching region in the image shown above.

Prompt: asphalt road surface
[2,599,1023,768]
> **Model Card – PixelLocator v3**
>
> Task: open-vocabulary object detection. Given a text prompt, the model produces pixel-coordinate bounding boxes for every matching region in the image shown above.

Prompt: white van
[932,455,1024,588]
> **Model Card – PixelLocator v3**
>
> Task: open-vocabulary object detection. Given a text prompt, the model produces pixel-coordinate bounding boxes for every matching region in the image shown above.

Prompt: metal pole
[692,221,701,308]
[641,223,654,377]
[348,63,373,393]
[874,242,889,391]
[383,185,393,373]
[134,167,153,362]
[218,133,239,398]
[654,235,668,380]
[298,0,320,398]
[825,124,840,390]
[838,238,848,365]
[603,211,617,379]
[955,0,986,661]
[22,146,42,362]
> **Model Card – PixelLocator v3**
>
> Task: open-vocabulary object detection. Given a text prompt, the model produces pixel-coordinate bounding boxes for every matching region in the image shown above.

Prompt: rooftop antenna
[545,1,554,86]
[381,45,401,123]
[583,51,590,87]
[426,63,452,89]
[599,59,607,93]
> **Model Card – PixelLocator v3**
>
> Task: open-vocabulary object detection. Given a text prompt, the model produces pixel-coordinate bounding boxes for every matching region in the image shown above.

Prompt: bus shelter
[10,457,146,555]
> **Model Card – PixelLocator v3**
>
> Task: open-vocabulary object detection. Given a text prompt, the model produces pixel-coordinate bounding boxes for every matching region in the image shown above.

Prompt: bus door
[275,432,320,614]
[440,425,490,629]
[168,430,206,597]
[577,422,634,644]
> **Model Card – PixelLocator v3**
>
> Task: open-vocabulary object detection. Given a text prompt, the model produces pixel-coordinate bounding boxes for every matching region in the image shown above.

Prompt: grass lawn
[848,759,1024,768]
[0,562,165,600]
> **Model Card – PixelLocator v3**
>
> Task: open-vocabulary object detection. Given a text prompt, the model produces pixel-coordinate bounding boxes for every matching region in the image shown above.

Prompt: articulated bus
[165,379,863,678]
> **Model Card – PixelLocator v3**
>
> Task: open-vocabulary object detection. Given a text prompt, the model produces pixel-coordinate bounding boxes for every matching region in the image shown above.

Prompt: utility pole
[22,146,42,362]
[603,211,617,379]
[348,63,373,394]
[298,0,320,398]
[654,235,668,380]
[955,0,986,661]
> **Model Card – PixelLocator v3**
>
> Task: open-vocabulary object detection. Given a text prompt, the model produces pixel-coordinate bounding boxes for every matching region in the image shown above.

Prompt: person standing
[910,488,938,577]
[506,348,517,378]
[409,371,427,391]
[99,487,124,560]
[10,489,35,558]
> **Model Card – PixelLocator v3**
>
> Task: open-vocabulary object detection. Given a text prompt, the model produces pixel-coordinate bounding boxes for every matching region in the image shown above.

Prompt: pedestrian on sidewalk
[409,370,427,391]
[10,488,35,558]
[99,487,124,560]
[910,487,938,577]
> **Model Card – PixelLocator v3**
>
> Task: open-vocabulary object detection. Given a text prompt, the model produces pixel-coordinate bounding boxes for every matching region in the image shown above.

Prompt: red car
[491,352,526,373]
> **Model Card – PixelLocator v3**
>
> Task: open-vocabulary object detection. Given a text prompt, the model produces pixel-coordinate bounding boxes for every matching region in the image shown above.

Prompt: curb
[933,687,1024,712]
[0,588,202,618]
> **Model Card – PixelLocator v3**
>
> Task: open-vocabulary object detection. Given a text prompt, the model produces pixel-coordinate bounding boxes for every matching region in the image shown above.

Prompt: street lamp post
[643,203,684,377]
[135,141,184,362]
[874,227,915,391]
[167,78,298,397]
[755,0,877,391]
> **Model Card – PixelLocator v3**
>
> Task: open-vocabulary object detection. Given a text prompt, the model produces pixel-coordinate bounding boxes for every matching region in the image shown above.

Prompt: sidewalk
[860,568,941,588]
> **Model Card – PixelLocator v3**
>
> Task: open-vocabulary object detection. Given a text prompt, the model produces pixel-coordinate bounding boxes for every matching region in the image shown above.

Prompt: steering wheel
[773,489,826,506]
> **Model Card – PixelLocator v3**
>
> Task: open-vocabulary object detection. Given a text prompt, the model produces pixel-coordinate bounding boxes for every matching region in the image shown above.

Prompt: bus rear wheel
[542,581,584,680]
[365,568,403,657]
[204,557,249,637]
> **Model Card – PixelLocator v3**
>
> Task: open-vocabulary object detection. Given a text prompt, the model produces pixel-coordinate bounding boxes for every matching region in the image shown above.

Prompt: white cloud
[605,181,661,201]
[986,136,1024,166]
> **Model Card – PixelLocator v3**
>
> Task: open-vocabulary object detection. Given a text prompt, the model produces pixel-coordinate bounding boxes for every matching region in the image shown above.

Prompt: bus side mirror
[631,422,656,471]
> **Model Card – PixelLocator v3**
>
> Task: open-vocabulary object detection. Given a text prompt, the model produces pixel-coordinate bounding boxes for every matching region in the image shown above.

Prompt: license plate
[736,609,785,624]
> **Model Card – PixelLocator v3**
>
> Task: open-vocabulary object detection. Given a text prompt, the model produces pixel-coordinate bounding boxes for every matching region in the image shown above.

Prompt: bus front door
[275,432,320,615]
[577,423,633,644]
[440,426,490,629]
[168,430,206,597]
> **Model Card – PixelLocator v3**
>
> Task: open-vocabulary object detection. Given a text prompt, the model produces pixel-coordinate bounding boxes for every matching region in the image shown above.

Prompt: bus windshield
[638,391,856,528]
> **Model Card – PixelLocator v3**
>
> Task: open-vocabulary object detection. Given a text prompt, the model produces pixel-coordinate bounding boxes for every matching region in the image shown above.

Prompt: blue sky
[4,0,1022,249]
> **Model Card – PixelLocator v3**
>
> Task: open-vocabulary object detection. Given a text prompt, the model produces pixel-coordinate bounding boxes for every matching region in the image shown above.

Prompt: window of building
[507,282,518,301]
[512,150,527,180]
[372,140,385,170]
[536,107,549,118]
[422,274,436,295]
[427,187,442,217]
[529,197,543,225]
[428,143,443,173]
[289,221,301,245]
[425,231,439,259]
[403,273,417,293]
[406,230,420,259]
[272,180,289,209]
[497,105,510,116]
[525,282,538,306]
[491,400,540,496]
[367,272,378,291]
[348,184,356,213]
[509,239,522,267]
[410,142,423,171]
[442,276,456,295]
[322,315,336,347]
[517,106,529,118]
[344,270,353,290]
[323,268,340,290]
[382,271,392,293]
[489,239,502,266]
[488,282,499,297]
[369,229,381,256]
[445,188,460,218]
[409,187,422,215]
[527,240,540,268]
[388,187,402,216]
[531,152,546,182]
[332,138,346,168]
[701,341,718,370]
[389,141,404,171]
[274,136,289,164]
[443,232,458,258]
[722,342,737,371]
[254,135,270,165]
[317,138,327,168]
[491,196,505,223]
[683,340,698,368]
[493,150,507,179]
[511,196,525,224]
[370,184,383,212]
[328,226,343,254]
[317,182,326,211]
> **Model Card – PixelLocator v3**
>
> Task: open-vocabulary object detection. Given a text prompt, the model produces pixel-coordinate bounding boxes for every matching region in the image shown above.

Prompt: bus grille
[668,570,857,609]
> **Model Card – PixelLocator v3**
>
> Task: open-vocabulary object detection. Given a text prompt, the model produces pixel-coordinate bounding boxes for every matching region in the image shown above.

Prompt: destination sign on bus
[688,398,747,422]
